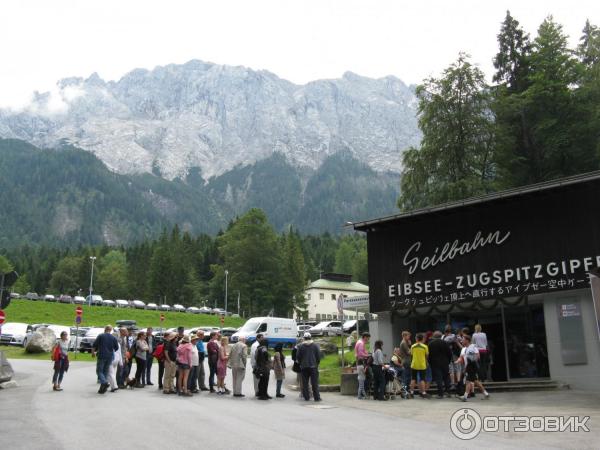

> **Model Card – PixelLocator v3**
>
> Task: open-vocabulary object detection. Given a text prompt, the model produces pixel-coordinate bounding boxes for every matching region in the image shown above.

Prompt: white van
[231,317,297,347]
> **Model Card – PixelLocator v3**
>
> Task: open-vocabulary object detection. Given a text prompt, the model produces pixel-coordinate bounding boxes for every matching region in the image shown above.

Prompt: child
[357,361,367,399]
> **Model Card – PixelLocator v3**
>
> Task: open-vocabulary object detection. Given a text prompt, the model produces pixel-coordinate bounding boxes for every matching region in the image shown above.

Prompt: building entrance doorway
[397,303,549,382]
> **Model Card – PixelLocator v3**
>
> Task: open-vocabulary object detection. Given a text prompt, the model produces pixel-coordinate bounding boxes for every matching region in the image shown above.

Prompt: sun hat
[303,332,312,339]
[181,335,191,343]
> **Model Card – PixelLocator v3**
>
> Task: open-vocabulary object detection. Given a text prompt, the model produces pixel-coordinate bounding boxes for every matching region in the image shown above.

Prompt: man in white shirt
[456,335,489,402]
[250,333,264,397]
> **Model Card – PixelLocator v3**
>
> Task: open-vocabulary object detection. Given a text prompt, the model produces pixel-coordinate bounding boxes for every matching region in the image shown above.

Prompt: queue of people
[354,324,491,402]
[57,325,294,400]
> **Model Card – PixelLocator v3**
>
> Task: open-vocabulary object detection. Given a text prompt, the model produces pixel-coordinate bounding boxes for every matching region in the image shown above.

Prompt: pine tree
[493,10,532,93]
[148,230,173,305]
[283,230,307,316]
[578,19,600,69]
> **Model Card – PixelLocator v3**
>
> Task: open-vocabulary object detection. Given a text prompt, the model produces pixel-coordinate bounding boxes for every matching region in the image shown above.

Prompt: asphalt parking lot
[1,359,599,450]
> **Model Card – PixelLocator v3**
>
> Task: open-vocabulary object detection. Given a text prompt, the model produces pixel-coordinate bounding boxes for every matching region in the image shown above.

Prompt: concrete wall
[543,289,600,391]
[299,288,365,321]
[371,312,394,361]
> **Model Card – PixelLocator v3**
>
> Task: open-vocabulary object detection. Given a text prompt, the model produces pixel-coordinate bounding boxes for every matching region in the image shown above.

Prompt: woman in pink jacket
[176,335,193,397]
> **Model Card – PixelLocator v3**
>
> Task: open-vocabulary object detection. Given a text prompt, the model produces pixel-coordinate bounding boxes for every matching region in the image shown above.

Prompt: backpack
[153,343,165,361]
[465,347,479,365]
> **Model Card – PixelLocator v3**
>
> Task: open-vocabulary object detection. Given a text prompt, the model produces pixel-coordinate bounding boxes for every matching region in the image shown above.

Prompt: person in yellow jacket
[409,333,430,398]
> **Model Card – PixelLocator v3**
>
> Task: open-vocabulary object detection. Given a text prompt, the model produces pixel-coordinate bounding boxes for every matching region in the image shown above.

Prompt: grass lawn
[4,299,245,329]
[1,345,95,362]
[318,352,356,385]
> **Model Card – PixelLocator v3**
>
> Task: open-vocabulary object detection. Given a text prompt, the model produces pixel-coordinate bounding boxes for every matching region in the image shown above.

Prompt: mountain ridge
[0,139,400,247]
[0,59,420,181]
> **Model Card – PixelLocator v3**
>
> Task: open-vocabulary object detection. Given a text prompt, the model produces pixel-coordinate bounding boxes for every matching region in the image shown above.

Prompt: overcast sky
[1,0,599,108]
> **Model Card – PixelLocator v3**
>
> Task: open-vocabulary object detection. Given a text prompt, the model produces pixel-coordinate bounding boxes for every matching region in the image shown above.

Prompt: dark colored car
[219,327,238,338]
[59,295,73,304]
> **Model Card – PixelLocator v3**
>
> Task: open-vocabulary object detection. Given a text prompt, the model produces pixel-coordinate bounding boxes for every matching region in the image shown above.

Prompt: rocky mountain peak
[0,59,420,180]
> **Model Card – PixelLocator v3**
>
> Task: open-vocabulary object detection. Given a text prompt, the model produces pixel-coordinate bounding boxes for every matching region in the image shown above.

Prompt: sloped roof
[352,170,600,231]
[307,278,369,292]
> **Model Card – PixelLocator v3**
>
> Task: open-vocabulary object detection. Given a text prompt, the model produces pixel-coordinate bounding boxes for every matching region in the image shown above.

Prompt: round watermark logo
[450,408,482,440]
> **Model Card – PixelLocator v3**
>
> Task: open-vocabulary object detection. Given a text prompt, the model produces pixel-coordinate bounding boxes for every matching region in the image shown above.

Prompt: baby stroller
[384,365,408,400]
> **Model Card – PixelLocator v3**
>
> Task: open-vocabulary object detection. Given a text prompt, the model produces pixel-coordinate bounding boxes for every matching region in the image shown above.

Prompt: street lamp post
[89,256,97,306]
[236,290,240,316]
[224,270,228,314]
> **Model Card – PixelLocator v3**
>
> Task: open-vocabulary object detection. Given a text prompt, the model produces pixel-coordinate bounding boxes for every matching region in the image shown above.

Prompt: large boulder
[0,351,14,382]
[25,327,56,353]
[313,339,338,355]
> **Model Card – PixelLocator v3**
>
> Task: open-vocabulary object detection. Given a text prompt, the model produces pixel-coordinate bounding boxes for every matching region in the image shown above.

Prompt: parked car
[342,320,357,333]
[231,317,297,346]
[308,321,343,337]
[159,304,171,311]
[25,292,39,301]
[115,320,137,330]
[59,294,73,304]
[131,300,146,309]
[173,304,185,312]
[0,322,33,346]
[73,296,86,304]
[186,306,200,314]
[86,295,104,305]
[189,326,220,342]
[43,294,57,302]
[297,324,312,337]
[69,326,90,351]
[102,299,116,307]
[10,292,20,299]
[115,299,129,308]
[219,327,238,338]
[79,327,105,352]
[198,306,212,314]
[146,303,158,310]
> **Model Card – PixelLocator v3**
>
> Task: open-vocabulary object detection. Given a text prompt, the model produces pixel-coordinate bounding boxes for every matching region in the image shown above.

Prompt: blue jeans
[52,358,67,384]
[402,361,411,387]
[116,363,125,386]
[96,357,112,385]
[145,356,153,384]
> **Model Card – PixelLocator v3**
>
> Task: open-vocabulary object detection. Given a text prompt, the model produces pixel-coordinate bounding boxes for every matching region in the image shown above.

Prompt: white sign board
[342,295,370,310]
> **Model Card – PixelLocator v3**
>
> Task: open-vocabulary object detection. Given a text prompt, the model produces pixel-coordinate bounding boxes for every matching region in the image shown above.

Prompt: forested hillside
[399,13,600,210]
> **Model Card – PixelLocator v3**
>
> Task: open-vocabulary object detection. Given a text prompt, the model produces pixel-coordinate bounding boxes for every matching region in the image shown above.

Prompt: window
[326,314,332,320]
[331,294,336,300]
[257,323,267,333]
[306,293,311,301]
[316,314,321,320]
[332,314,337,320]
[319,293,324,300]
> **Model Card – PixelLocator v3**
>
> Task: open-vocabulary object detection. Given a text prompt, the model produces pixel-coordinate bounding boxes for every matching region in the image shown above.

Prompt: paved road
[1,359,597,449]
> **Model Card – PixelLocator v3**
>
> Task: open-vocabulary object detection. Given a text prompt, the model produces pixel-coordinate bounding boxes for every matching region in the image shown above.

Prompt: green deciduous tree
[95,250,129,299]
[0,255,13,273]
[398,54,496,210]
[215,208,285,316]
[49,256,83,294]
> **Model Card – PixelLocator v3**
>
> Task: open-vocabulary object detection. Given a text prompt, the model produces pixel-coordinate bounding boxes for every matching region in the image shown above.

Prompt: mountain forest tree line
[399,13,600,210]
[0,208,367,318]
